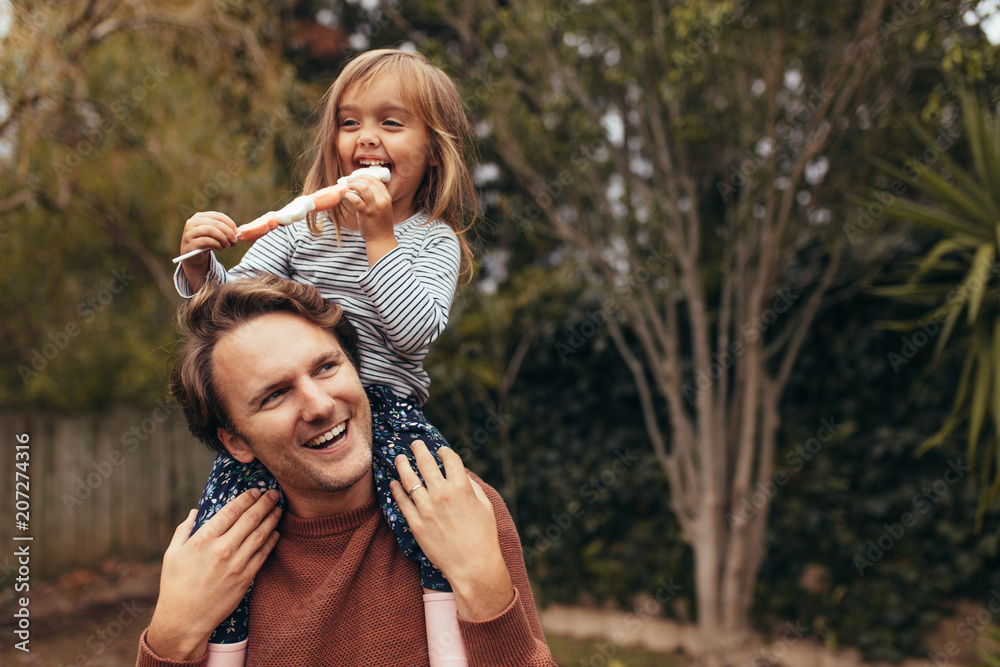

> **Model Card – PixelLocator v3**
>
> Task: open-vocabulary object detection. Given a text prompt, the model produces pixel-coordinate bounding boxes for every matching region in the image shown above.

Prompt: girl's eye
[384,120,402,127]
[340,119,359,127]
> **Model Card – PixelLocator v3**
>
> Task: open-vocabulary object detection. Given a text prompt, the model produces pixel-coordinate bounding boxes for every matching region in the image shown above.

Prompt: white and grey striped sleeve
[227,225,297,281]
[173,251,230,298]
[356,226,460,356]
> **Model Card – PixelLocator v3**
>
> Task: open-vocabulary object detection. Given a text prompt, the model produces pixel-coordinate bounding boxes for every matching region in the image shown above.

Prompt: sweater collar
[278,495,379,537]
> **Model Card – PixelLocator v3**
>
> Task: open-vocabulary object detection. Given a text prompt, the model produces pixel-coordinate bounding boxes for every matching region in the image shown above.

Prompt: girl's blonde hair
[302,49,476,282]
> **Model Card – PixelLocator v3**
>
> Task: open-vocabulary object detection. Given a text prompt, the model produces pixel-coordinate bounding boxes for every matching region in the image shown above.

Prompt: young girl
[174,49,476,665]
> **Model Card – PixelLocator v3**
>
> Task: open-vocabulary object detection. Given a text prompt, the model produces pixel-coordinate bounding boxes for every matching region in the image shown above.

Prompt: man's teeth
[307,422,346,449]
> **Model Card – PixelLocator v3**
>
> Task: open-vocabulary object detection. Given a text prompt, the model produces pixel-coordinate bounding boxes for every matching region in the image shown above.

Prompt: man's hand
[146,489,282,660]
[390,443,514,621]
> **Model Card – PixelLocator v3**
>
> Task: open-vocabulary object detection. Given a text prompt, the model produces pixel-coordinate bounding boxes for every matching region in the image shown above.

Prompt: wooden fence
[0,404,217,580]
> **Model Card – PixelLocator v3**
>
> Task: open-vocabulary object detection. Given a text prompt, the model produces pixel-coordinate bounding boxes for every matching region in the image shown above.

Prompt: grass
[547,633,690,666]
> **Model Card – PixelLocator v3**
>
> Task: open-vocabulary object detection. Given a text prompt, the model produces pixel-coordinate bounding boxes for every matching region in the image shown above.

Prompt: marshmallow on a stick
[236,212,280,242]
[171,166,391,263]
[308,165,392,215]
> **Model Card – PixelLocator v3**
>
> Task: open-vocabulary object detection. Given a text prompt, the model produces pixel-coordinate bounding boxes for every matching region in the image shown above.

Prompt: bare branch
[774,245,843,394]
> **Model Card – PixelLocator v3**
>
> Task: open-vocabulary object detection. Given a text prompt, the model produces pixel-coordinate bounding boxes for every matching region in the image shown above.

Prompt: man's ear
[218,427,255,464]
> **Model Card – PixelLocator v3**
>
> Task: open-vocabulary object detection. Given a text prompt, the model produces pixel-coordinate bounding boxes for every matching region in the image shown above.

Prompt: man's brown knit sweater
[137,479,555,666]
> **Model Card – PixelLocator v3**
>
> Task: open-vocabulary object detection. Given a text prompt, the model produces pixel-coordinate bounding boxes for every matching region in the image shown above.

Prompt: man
[137,275,554,666]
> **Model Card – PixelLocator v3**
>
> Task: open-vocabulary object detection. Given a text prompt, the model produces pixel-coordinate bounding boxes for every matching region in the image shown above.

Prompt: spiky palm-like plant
[866,88,1000,527]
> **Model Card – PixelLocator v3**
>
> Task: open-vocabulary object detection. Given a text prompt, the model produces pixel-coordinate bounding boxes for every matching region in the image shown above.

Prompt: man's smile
[304,419,349,450]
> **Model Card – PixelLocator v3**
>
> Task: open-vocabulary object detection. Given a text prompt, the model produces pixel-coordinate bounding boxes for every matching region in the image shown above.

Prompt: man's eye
[263,389,286,406]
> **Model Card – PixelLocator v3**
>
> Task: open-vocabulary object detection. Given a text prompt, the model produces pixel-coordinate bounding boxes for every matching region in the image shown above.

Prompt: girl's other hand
[178,211,238,290]
[341,175,398,266]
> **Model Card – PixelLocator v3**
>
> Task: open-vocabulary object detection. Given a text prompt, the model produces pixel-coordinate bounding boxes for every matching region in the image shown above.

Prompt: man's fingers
[166,510,197,554]
[411,441,446,490]
[389,479,418,519]
[231,489,282,541]
[393,454,431,511]
[395,452,421,489]
[245,529,281,576]
[438,446,467,483]
[236,503,282,566]
[193,489,267,540]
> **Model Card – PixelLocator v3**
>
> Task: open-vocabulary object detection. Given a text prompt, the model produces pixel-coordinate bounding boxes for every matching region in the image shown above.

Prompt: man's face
[213,311,373,517]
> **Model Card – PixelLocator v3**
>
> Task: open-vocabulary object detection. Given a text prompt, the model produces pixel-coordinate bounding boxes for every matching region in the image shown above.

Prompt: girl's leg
[193,451,283,645]
[365,386,467,665]
[365,385,451,591]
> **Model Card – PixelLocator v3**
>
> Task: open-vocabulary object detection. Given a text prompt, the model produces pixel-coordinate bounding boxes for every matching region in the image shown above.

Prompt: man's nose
[300,379,334,421]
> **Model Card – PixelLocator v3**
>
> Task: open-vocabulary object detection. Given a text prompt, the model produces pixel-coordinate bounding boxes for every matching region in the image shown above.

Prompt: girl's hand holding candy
[171,166,391,268]
[340,171,397,267]
[177,212,239,291]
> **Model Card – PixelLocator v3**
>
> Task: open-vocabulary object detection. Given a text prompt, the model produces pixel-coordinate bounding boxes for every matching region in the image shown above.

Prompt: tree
[374,0,987,649]
[0,0,302,408]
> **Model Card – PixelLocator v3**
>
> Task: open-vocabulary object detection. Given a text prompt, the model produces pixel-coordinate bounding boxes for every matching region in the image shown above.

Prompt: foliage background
[3,0,1000,659]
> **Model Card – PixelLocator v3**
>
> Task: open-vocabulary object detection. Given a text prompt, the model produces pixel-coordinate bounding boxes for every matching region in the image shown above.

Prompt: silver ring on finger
[407,483,425,496]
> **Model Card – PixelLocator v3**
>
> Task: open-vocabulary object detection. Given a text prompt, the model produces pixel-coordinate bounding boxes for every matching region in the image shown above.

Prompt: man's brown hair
[170,274,360,453]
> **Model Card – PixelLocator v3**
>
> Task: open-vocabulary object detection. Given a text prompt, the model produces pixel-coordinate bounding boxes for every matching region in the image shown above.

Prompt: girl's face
[336,77,434,224]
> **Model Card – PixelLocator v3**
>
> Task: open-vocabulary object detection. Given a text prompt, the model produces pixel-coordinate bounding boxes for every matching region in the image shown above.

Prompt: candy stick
[170,166,391,264]
[172,247,210,264]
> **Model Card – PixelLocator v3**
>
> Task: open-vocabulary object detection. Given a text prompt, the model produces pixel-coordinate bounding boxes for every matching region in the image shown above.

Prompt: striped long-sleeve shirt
[173,210,460,404]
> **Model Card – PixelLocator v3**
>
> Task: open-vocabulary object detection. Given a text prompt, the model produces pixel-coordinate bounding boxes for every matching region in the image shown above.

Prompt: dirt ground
[0,559,160,667]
